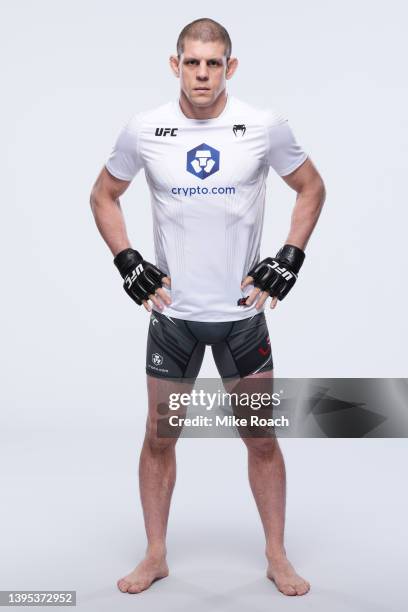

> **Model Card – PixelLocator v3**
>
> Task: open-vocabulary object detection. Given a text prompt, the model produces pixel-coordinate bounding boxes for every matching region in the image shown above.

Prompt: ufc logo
[155,127,178,137]
[125,263,143,288]
[267,261,294,281]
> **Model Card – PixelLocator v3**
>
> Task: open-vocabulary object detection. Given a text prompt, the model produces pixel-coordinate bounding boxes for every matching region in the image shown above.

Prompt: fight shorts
[146,311,273,380]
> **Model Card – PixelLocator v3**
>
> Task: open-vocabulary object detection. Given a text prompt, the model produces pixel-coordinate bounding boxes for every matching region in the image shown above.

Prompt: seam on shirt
[278,153,309,177]
[264,114,288,169]
[105,162,133,181]
[133,119,144,171]
[123,118,145,172]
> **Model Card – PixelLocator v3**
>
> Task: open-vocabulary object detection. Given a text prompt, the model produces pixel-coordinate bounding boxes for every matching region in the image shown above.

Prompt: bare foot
[267,554,310,596]
[117,555,169,594]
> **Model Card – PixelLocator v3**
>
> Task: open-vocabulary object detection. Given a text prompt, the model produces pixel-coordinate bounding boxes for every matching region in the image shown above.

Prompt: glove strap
[276,244,305,274]
[113,248,144,278]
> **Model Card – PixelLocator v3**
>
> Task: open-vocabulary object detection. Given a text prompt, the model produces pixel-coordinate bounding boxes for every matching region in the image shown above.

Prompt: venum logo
[152,353,163,366]
[155,127,178,137]
[186,143,220,179]
[233,124,246,137]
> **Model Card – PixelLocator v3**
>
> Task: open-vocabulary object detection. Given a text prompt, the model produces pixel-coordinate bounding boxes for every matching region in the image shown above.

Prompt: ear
[226,57,238,80]
[169,55,180,78]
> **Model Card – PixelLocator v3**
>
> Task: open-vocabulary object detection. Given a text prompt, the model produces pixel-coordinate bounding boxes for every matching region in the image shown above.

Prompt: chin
[190,94,215,106]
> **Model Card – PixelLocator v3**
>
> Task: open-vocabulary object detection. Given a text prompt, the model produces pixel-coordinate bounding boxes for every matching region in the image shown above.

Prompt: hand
[240,276,279,310]
[238,245,305,310]
[141,276,172,313]
[114,248,172,312]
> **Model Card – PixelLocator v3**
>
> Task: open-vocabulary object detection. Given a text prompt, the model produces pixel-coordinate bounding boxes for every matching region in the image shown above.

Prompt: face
[170,38,238,107]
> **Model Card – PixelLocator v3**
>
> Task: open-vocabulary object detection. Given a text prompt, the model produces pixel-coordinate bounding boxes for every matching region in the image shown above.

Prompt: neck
[178,90,228,120]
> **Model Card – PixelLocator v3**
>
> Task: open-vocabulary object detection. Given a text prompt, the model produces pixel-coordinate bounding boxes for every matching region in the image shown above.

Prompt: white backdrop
[1,1,407,611]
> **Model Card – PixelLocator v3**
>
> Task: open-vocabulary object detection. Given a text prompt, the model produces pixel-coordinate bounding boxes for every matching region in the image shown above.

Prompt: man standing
[90,17,325,597]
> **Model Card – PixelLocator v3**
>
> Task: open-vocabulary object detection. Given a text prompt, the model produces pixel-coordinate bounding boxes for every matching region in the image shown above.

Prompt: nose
[196,60,209,80]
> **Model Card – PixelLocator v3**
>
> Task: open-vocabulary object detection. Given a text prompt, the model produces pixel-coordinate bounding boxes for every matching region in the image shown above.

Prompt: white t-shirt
[106,94,308,322]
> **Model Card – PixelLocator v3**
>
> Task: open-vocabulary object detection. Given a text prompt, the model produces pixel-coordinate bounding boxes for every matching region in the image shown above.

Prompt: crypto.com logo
[152,353,163,366]
[186,143,220,180]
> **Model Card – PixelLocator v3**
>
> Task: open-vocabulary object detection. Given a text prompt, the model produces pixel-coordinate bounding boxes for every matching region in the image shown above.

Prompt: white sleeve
[266,113,308,176]
[105,117,143,181]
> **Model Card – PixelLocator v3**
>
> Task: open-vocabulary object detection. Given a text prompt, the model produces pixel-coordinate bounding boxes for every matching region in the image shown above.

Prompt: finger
[241,275,254,289]
[244,287,261,306]
[142,300,151,312]
[155,287,172,305]
[149,293,164,310]
[255,291,270,310]
[162,276,171,287]
[270,296,279,309]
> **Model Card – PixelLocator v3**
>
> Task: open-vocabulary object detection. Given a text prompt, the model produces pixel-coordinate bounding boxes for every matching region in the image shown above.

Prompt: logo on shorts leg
[186,143,220,179]
[258,336,271,357]
[152,353,163,366]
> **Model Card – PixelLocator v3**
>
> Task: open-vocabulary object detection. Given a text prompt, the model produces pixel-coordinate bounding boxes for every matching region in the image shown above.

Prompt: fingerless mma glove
[114,248,166,306]
[239,244,305,304]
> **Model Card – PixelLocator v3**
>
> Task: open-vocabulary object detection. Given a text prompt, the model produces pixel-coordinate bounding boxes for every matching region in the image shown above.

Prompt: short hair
[176,18,232,59]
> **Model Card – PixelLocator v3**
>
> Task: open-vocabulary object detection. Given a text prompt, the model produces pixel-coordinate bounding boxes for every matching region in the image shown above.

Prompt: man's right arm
[90,166,171,312]
[89,166,132,257]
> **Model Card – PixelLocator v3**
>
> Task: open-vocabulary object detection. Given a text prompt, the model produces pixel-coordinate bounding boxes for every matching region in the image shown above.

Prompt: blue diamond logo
[186,143,220,180]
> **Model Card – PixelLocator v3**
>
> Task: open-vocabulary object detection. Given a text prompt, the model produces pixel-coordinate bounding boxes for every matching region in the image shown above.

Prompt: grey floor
[1,429,407,612]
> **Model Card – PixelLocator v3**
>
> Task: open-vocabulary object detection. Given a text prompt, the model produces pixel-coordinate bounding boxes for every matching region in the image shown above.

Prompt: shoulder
[124,101,175,133]
[230,96,287,128]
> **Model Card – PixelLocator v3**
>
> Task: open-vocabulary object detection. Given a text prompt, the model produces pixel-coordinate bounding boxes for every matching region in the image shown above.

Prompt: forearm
[90,195,131,257]
[285,184,326,251]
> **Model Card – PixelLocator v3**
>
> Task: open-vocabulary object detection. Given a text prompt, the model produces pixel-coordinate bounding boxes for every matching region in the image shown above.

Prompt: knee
[244,436,278,457]
[145,416,178,453]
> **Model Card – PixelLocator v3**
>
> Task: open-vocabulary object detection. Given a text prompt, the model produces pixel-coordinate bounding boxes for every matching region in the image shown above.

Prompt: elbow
[296,178,326,223]
[89,195,97,217]
[309,177,326,212]
[89,185,97,209]
[89,189,120,217]
[89,188,102,215]
[319,178,327,207]
[313,182,326,218]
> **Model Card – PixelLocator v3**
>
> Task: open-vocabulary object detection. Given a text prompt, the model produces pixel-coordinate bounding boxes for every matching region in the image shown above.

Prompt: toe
[281,584,297,596]
[299,580,310,595]
[117,579,130,593]
[297,577,311,594]
[128,580,149,594]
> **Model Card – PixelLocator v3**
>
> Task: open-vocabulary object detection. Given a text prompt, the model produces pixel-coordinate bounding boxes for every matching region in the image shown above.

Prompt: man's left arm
[281,157,326,252]
[242,158,326,309]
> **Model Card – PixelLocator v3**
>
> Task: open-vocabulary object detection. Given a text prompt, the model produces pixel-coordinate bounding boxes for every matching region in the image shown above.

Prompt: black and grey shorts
[146,310,273,380]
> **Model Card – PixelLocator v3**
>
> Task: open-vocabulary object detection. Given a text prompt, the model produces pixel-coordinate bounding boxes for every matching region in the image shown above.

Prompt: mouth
[194,87,210,92]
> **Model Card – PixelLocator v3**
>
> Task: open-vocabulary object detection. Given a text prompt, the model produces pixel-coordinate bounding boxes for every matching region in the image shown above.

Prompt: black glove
[114,248,166,306]
[238,244,305,305]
